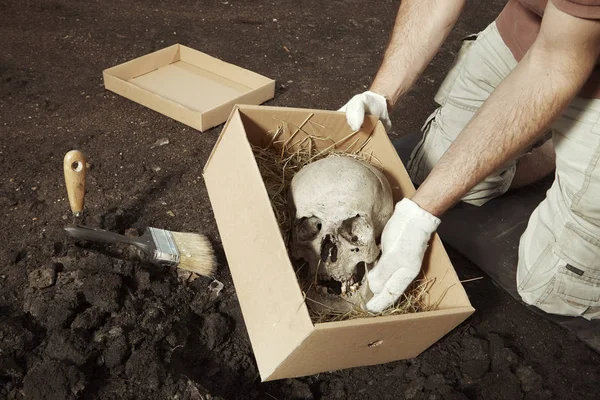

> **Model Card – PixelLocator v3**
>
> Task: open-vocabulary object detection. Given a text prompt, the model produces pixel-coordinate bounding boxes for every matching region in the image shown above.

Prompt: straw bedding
[252,116,436,322]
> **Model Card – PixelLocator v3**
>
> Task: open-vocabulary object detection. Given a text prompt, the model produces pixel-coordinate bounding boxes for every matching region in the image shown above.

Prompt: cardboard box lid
[203,105,474,381]
[203,108,315,377]
[103,44,275,132]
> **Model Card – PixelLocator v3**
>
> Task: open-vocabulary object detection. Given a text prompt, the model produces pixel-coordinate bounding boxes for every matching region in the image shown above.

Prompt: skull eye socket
[295,216,323,241]
[340,215,373,245]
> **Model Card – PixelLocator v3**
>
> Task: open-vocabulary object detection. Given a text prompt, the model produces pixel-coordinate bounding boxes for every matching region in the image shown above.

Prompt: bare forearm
[510,140,556,189]
[412,38,598,216]
[370,0,466,109]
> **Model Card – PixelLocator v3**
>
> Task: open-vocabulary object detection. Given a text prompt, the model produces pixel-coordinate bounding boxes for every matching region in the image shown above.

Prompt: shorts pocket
[538,223,600,315]
[406,109,446,186]
[554,265,600,307]
[433,33,479,106]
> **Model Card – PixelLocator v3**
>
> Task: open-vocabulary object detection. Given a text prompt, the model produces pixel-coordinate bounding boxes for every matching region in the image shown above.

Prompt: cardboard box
[103,44,275,132]
[203,105,474,381]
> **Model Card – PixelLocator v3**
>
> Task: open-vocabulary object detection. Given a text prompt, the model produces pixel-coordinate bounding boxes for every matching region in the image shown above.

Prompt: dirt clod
[70,306,104,330]
[82,273,122,312]
[516,366,543,393]
[405,376,426,399]
[321,379,346,399]
[45,329,90,366]
[285,379,314,399]
[524,390,554,400]
[94,325,124,343]
[103,334,128,368]
[492,346,519,372]
[28,265,56,288]
[405,360,423,381]
[460,336,489,361]
[0,319,33,357]
[22,360,85,400]
[135,269,151,292]
[461,359,490,380]
[125,348,165,390]
[424,374,447,391]
[479,370,523,400]
[200,313,231,350]
[150,279,171,298]
[388,363,409,379]
[0,357,24,379]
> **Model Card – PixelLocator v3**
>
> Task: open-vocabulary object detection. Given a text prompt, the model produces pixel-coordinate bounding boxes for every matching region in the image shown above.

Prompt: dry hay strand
[306,277,438,324]
[252,119,439,322]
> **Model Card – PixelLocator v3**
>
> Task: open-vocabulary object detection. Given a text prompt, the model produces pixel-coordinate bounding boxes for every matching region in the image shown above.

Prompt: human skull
[288,156,394,313]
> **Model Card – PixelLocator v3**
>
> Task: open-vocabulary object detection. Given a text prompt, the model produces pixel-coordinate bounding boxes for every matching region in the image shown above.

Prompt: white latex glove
[366,198,441,313]
[338,91,392,132]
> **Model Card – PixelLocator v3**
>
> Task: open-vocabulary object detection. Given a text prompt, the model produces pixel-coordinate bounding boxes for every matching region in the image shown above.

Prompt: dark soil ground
[1,0,599,399]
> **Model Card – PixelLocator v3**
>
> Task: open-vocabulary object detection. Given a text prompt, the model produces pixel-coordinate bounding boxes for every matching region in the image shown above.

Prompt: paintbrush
[64,224,216,277]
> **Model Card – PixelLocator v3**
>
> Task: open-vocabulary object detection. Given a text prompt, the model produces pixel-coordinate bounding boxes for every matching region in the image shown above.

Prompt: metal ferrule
[148,227,180,266]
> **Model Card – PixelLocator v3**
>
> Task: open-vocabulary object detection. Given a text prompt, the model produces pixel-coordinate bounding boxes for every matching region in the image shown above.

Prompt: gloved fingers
[345,95,366,131]
[362,91,391,131]
[369,254,425,297]
[366,255,398,294]
[366,288,399,313]
[366,268,418,313]
[362,92,386,116]
[366,269,386,294]
[384,268,418,299]
[381,114,392,132]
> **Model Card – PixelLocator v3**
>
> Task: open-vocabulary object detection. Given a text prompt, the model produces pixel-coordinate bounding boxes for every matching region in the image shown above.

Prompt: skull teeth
[315,275,363,298]
[338,279,361,297]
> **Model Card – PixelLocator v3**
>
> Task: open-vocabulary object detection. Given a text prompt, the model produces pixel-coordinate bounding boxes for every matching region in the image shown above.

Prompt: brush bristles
[170,231,216,277]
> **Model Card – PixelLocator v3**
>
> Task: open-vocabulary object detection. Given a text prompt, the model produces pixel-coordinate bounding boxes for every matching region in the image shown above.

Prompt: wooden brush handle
[63,150,87,217]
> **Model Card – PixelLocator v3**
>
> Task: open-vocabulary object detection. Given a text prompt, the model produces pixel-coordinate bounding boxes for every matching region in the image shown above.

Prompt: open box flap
[233,105,380,149]
[203,108,314,379]
[265,306,474,381]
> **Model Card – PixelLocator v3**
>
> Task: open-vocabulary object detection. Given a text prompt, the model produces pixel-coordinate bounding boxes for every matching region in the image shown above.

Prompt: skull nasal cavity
[320,234,338,263]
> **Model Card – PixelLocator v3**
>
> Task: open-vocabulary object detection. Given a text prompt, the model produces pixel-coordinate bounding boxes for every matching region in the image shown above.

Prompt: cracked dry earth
[1,0,600,399]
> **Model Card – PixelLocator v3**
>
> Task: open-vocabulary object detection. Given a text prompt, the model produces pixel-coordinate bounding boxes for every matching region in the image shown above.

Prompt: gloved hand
[366,198,441,313]
[339,91,392,132]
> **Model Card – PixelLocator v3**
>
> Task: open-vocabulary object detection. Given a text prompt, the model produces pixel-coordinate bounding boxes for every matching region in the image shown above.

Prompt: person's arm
[412,0,600,217]
[370,0,467,110]
[339,0,466,131]
[366,1,600,313]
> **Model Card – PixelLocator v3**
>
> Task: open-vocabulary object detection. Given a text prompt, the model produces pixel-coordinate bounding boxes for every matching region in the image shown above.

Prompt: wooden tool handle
[63,150,87,217]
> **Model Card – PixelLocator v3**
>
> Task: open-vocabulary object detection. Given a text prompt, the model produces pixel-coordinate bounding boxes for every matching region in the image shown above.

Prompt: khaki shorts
[407,22,600,320]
